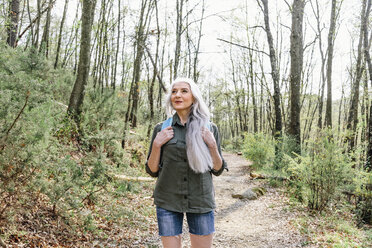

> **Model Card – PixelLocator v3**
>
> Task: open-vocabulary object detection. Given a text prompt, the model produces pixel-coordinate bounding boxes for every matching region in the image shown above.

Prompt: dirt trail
[150,152,307,247]
[214,152,307,247]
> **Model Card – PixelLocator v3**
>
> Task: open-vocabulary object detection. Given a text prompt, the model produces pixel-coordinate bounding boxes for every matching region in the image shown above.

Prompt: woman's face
[171,82,194,113]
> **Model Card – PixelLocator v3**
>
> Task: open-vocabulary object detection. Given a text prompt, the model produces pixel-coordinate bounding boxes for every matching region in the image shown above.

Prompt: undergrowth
[0,42,158,246]
[241,129,371,247]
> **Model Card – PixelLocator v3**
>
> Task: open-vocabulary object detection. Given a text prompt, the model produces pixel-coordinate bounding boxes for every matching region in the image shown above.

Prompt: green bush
[354,169,372,225]
[286,130,353,211]
[0,43,117,225]
[242,132,275,169]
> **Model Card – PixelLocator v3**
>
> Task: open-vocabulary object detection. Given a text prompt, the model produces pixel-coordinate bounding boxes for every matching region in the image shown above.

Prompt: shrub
[354,169,372,225]
[242,132,275,169]
[271,134,299,170]
[287,131,353,211]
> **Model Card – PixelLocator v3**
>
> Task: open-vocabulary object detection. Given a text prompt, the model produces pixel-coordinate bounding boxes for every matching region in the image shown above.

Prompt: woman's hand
[201,127,217,149]
[154,126,174,147]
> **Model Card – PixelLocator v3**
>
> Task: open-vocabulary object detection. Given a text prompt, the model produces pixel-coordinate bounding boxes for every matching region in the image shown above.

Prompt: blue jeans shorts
[156,206,215,236]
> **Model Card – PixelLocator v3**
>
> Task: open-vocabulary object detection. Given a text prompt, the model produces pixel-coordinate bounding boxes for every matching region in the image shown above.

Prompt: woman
[146,77,227,248]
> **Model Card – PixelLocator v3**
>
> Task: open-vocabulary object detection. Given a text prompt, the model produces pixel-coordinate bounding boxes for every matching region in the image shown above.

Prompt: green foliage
[354,169,372,225]
[286,130,353,211]
[0,42,72,220]
[0,42,146,238]
[242,132,275,169]
[222,135,244,152]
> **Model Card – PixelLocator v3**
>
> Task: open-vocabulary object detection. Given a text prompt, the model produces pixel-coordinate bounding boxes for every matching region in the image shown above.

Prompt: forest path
[178,152,307,248]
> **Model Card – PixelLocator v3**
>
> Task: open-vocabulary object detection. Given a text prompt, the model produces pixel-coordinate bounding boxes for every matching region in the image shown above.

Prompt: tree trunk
[363,0,372,171]
[192,0,205,82]
[39,0,54,57]
[124,0,153,130]
[113,0,121,90]
[67,0,96,123]
[231,56,243,133]
[325,0,338,128]
[337,84,345,135]
[173,0,184,79]
[289,0,305,155]
[61,1,80,68]
[310,0,326,129]
[54,0,69,69]
[129,0,150,127]
[260,0,282,140]
[7,0,20,48]
[34,0,41,47]
[248,48,258,133]
[26,0,34,46]
[17,0,26,42]
[347,0,366,151]
[149,0,161,121]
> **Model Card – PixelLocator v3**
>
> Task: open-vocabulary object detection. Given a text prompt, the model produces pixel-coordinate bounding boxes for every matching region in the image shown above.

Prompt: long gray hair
[165,77,213,173]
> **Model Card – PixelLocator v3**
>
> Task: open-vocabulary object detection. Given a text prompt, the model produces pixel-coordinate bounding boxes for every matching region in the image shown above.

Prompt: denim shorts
[156,206,215,236]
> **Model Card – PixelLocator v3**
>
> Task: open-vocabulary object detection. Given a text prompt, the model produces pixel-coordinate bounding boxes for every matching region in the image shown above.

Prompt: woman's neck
[176,110,190,125]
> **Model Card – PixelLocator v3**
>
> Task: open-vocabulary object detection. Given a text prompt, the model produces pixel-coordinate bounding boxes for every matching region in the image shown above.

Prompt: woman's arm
[208,144,223,171]
[201,127,223,171]
[147,126,174,174]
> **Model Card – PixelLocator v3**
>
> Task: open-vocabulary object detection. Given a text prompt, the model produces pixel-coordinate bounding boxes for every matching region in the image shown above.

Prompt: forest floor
[144,152,309,248]
[3,152,369,247]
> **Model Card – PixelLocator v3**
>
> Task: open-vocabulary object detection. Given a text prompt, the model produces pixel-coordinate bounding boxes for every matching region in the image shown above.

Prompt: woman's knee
[161,234,182,248]
[190,233,213,248]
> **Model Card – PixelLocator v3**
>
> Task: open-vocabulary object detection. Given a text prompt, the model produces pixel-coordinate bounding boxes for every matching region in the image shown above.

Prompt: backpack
[161,117,212,131]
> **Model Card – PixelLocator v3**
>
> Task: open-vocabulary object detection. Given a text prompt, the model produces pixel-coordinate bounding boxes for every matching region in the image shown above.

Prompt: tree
[39,0,55,57]
[67,0,96,123]
[33,0,41,47]
[347,0,366,151]
[173,0,184,79]
[259,0,283,144]
[311,0,327,130]
[324,0,338,128]
[7,0,20,47]
[288,0,305,155]
[364,0,372,171]
[54,0,69,68]
[126,0,153,128]
[249,47,258,133]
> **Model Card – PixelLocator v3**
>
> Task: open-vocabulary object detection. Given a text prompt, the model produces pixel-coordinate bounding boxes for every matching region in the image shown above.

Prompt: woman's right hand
[154,126,174,147]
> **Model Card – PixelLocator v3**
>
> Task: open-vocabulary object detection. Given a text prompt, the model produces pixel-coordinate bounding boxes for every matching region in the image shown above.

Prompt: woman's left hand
[201,127,217,149]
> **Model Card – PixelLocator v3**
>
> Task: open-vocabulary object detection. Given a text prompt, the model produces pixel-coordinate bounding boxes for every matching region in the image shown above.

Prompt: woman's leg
[189,233,213,248]
[156,206,184,247]
[161,235,182,248]
[187,211,215,248]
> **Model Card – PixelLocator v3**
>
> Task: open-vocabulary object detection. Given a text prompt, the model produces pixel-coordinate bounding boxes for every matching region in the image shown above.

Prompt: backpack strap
[161,117,212,131]
[206,122,211,131]
[161,117,173,130]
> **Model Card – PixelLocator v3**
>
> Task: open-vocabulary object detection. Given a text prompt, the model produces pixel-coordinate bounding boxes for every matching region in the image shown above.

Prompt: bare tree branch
[280,23,291,31]
[249,25,266,31]
[303,35,318,52]
[17,6,51,42]
[141,43,167,93]
[217,38,270,57]
[283,0,292,11]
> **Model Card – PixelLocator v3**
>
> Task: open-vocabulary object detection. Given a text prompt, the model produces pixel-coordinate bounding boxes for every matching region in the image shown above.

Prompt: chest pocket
[162,138,185,162]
